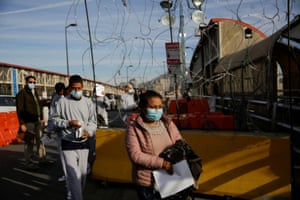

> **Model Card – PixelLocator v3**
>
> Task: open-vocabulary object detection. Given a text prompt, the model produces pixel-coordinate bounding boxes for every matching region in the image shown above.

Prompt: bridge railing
[209,95,300,133]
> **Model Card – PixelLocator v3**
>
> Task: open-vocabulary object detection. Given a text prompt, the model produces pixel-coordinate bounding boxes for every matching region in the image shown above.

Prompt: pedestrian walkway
[0,134,210,200]
[0,139,140,200]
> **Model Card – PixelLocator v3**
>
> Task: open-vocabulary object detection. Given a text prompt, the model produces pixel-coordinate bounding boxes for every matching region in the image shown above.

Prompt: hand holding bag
[159,139,203,182]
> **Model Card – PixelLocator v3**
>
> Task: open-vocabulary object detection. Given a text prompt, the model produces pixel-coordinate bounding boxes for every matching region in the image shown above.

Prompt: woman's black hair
[138,90,162,108]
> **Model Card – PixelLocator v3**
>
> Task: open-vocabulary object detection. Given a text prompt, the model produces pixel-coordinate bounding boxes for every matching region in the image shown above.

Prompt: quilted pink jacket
[125,114,183,187]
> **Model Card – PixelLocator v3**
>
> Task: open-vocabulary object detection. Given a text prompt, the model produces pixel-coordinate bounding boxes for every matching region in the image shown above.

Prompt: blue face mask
[28,83,35,89]
[128,89,134,94]
[145,108,163,121]
[71,90,82,99]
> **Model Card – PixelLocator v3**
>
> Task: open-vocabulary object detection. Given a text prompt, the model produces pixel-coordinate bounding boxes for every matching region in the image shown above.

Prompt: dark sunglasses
[28,81,36,84]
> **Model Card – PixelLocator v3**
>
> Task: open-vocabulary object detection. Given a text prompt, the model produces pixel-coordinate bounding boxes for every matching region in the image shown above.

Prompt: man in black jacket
[16,75,48,170]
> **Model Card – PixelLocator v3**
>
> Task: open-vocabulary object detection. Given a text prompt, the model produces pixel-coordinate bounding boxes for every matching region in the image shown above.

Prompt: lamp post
[160,0,174,42]
[126,65,133,83]
[65,23,77,76]
[83,0,96,97]
[159,0,205,129]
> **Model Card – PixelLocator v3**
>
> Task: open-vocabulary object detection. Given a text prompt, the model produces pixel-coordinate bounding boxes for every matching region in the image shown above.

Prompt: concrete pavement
[0,138,207,200]
[0,139,139,200]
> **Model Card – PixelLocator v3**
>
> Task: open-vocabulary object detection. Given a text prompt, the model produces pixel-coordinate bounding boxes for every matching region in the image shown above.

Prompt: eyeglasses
[28,81,36,84]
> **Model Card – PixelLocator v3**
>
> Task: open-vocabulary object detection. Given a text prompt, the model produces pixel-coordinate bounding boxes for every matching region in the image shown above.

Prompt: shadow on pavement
[0,139,139,200]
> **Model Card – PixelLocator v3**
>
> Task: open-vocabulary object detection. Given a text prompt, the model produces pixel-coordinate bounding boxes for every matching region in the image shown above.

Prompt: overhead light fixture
[161,14,175,26]
[191,10,205,24]
[192,0,204,8]
[160,0,173,11]
[199,22,207,28]
[245,28,253,39]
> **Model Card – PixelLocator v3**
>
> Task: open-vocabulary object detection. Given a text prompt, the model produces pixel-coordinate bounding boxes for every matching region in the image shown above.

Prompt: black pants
[136,185,191,200]
[136,186,161,200]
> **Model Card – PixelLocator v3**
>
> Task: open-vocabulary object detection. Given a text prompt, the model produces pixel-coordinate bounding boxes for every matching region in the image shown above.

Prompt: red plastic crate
[168,99,188,114]
[187,98,209,114]
[200,114,234,130]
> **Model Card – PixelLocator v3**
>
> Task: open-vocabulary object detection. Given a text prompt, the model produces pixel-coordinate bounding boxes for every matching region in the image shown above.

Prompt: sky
[0,0,299,86]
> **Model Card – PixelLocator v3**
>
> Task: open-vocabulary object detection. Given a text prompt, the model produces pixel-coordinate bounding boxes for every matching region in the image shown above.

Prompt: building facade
[0,62,121,99]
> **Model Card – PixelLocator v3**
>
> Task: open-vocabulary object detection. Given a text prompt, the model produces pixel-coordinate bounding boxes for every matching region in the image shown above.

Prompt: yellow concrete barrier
[92,129,132,183]
[92,129,290,199]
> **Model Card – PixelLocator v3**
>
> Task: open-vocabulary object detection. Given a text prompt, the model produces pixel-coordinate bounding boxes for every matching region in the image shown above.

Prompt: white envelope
[153,160,195,198]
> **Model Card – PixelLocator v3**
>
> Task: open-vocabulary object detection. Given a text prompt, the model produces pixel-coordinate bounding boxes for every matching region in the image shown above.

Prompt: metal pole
[65,26,70,76]
[167,0,173,42]
[179,0,186,87]
[287,0,297,198]
[65,23,77,76]
[126,65,132,83]
[83,0,98,127]
[127,66,129,83]
[84,0,96,93]
[175,0,182,129]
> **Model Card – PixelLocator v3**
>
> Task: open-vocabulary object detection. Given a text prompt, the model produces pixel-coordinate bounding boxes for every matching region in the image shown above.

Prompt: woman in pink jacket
[125,90,183,200]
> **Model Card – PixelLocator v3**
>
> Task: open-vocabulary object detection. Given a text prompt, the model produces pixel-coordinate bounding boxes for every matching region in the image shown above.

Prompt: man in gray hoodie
[52,75,97,200]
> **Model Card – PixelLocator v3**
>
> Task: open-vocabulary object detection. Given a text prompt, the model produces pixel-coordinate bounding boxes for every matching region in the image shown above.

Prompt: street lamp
[126,65,133,83]
[192,0,204,8]
[65,23,77,76]
[159,0,205,129]
[160,0,174,42]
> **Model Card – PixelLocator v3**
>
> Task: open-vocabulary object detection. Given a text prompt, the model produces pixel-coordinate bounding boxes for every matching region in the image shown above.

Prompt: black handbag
[159,139,203,181]
[158,140,203,200]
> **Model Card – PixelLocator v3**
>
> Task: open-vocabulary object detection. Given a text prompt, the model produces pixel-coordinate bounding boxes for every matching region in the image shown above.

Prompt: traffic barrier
[171,114,190,129]
[7,111,19,134]
[0,112,12,146]
[168,98,234,130]
[188,113,202,129]
[8,111,22,143]
[0,129,9,146]
[168,98,210,115]
[0,111,21,146]
[92,129,291,199]
[200,113,234,130]
[187,98,209,114]
[171,112,234,130]
[168,99,188,114]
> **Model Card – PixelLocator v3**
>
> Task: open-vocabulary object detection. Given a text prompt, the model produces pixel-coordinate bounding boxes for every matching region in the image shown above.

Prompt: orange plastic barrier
[8,111,22,143]
[200,113,234,130]
[168,99,188,114]
[171,114,190,128]
[168,98,234,130]
[0,111,21,146]
[187,98,209,114]
[7,112,19,134]
[0,112,12,146]
[168,98,209,115]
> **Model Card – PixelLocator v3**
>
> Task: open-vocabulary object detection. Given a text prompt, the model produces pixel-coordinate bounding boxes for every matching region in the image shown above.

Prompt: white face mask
[128,89,134,94]
[71,90,83,99]
[28,83,35,89]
